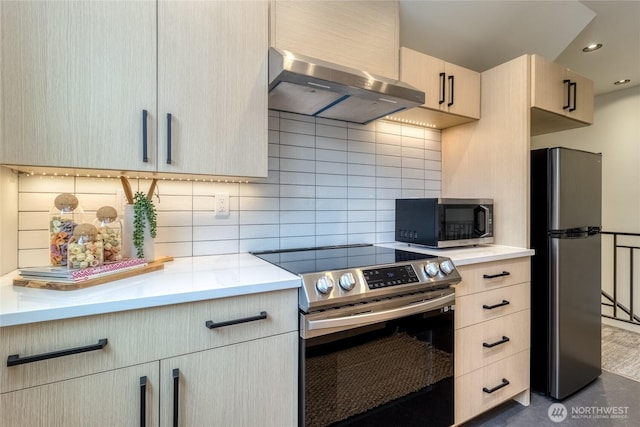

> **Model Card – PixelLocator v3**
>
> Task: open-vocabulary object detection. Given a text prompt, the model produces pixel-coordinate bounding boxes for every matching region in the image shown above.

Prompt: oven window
[300,310,454,427]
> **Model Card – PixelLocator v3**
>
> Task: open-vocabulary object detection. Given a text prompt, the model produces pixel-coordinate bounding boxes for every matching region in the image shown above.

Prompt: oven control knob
[339,272,356,291]
[316,276,334,294]
[424,262,440,277]
[440,260,455,276]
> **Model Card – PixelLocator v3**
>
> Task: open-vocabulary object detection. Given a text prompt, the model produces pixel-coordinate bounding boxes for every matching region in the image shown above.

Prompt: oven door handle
[305,293,455,332]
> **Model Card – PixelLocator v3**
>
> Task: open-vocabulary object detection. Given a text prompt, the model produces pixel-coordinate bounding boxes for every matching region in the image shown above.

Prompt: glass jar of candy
[49,193,84,266]
[68,224,103,269]
[94,206,123,263]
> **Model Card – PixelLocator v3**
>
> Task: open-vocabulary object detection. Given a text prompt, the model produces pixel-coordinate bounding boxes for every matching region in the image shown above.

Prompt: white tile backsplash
[14,112,441,266]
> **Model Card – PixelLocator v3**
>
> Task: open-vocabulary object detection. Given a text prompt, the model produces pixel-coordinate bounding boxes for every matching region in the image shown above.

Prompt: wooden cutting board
[13,257,173,291]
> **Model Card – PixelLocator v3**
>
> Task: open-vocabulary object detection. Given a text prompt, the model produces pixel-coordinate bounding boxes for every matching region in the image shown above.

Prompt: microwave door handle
[477,205,491,237]
[305,293,454,332]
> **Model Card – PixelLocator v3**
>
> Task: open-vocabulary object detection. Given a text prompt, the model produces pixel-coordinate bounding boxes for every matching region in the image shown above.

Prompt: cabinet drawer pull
[483,378,510,394]
[205,311,267,329]
[140,376,147,427]
[483,300,510,310]
[447,74,455,107]
[166,113,173,165]
[483,271,510,279]
[173,368,180,427]
[569,81,577,112]
[563,79,571,110]
[142,110,149,163]
[6,338,108,367]
[439,72,446,104]
[483,336,510,348]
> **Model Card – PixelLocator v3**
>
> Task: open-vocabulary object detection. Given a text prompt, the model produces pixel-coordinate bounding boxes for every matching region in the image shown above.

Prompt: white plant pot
[122,204,155,262]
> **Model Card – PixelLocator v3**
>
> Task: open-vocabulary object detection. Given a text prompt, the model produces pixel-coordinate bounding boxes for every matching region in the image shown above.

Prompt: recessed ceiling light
[614,79,631,85]
[582,43,603,52]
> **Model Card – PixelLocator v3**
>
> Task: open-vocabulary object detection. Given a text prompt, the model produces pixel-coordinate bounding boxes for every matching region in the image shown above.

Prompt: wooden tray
[13,257,173,291]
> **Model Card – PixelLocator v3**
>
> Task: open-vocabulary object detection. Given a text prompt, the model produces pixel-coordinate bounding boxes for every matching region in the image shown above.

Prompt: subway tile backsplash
[15,111,442,268]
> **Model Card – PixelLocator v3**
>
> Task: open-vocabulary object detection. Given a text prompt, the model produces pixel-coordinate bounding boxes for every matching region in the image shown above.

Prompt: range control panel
[362,265,419,289]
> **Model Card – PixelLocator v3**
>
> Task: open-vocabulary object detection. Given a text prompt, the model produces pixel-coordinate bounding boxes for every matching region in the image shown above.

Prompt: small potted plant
[132,191,157,260]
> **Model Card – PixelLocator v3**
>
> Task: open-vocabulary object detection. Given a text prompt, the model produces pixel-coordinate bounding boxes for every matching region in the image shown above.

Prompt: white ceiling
[399,0,640,95]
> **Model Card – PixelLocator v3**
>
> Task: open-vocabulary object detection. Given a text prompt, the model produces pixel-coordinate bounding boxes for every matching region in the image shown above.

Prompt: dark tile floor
[463,371,640,426]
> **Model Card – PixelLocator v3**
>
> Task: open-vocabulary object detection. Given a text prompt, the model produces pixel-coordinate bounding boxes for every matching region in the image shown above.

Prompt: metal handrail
[601,231,640,325]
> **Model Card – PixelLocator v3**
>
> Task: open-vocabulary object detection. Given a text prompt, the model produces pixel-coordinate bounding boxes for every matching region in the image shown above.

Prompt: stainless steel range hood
[268,47,425,125]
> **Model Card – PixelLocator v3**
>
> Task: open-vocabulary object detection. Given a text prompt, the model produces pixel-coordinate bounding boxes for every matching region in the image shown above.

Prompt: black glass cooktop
[252,244,434,275]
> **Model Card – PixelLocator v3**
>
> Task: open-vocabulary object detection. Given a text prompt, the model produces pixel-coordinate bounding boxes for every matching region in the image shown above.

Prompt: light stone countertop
[377,242,534,265]
[0,253,301,327]
[0,244,533,327]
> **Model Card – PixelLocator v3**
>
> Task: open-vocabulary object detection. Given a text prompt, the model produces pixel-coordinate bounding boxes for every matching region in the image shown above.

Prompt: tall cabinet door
[0,1,156,171]
[0,362,159,427]
[157,0,268,178]
[160,332,297,427]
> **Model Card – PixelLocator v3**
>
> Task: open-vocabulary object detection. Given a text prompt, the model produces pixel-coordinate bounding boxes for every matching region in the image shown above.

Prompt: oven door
[299,290,454,427]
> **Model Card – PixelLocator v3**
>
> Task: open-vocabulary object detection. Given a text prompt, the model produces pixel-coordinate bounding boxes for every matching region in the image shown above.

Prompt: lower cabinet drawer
[455,282,530,328]
[455,309,530,376]
[455,350,530,425]
[455,257,530,297]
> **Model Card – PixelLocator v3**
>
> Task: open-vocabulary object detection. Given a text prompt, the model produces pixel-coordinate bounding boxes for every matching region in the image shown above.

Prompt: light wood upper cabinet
[270,0,399,79]
[1,1,268,179]
[158,1,268,177]
[401,47,480,119]
[531,54,594,136]
[393,47,480,129]
[0,0,156,172]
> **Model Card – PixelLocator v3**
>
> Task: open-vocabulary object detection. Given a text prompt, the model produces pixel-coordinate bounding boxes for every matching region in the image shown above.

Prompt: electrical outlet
[215,193,229,217]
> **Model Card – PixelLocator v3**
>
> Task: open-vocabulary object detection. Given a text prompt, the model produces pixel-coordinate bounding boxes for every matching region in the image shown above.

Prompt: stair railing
[601,231,640,325]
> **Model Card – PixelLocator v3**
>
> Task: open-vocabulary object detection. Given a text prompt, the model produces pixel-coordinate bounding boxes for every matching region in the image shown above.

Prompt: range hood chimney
[268,47,425,125]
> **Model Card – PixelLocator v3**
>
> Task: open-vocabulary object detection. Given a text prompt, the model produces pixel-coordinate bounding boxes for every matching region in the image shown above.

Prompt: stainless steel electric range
[253,244,461,427]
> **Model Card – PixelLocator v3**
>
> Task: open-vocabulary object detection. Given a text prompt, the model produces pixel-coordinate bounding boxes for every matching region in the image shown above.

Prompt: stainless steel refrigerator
[530,147,602,400]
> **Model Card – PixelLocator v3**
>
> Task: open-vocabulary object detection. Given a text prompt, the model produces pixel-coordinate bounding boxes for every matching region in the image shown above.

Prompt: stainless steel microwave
[395,198,494,248]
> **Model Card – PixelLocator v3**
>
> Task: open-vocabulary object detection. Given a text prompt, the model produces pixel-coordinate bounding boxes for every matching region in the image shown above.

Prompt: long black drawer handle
[166,113,172,165]
[140,376,147,427]
[483,271,510,279]
[569,81,577,111]
[6,338,108,366]
[142,110,149,163]
[447,74,455,107]
[205,311,267,329]
[173,368,179,427]
[439,72,446,105]
[483,378,510,394]
[563,79,571,110]
[483,299,510,310]
[483,336,510,348]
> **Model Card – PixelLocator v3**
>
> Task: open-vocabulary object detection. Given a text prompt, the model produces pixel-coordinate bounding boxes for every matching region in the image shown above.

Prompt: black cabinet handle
[7,338,108,366]
[142,110,149,163]
[166,113,172,165]
[483,299,510,310]
[483,336,510,348]
[483,378,510,394]
[140,376,147,427]
[439,72,446,105]
[569,81,577,112]
[563,79,571,110]
[205,311,267,329]
[173,368,180,427]
[483,271,510,279]
[447,75,455,107]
